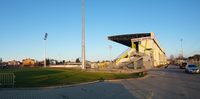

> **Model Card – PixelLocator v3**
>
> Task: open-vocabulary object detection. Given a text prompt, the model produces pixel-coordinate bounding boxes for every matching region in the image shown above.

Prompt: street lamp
[109,45,112,61]
[44,33,48,68]
[180,38,183,58]
[82,0,85,69]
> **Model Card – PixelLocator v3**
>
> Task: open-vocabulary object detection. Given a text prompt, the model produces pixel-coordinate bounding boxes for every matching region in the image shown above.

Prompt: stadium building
[108,32,167,69]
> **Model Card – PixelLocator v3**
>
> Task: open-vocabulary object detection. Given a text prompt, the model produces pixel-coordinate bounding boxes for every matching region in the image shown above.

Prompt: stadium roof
[108,32,166,55]
[108,33,151,47]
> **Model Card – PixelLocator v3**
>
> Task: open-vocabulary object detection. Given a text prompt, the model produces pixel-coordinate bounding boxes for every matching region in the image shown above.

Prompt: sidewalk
[0,82,136,99]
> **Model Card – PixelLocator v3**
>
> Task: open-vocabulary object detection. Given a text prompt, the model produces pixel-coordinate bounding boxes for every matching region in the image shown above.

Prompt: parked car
[185,64,200,74]
[180,62,187,69]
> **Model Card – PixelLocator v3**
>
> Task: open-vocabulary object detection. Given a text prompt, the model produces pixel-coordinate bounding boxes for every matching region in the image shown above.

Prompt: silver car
[185,64,200,74]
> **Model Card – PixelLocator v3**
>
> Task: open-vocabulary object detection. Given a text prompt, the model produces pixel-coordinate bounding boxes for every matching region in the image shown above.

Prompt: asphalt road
[113,65,200,99]
[0,65,200,99]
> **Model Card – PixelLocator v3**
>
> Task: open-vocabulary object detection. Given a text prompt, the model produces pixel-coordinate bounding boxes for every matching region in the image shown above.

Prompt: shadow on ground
[0,82,137,99]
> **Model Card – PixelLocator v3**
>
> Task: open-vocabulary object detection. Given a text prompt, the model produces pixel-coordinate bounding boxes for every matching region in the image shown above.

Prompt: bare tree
[170,55,174,60]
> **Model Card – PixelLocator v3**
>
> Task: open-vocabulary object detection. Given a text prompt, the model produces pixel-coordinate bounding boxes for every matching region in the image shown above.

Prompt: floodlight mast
[44,33,48,68]
[82,0,85,69]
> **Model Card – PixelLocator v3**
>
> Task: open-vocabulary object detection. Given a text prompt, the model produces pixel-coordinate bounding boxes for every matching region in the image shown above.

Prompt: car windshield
[188,65,197,68]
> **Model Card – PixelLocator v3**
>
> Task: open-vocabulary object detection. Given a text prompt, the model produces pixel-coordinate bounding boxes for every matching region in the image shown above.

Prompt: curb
[0,80,101,91]
[104,73,148,82]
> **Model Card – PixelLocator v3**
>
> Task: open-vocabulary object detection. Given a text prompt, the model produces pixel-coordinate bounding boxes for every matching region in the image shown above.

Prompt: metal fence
[0,73,15,87]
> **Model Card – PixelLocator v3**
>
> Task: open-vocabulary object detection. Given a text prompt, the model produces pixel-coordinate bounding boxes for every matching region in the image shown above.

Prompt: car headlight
[197,69,200,72]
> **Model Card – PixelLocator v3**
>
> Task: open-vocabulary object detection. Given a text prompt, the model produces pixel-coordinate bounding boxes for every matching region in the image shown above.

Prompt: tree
[75,58,80,63]
[46,58,50,66]
[0,58,2,66]
[170,55,174,60]
[55,60,58,65]
[63,60,65,64]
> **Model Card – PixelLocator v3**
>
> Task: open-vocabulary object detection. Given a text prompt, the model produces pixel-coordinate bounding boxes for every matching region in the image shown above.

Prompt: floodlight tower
[44,33,48,68]
[82,0,86,69]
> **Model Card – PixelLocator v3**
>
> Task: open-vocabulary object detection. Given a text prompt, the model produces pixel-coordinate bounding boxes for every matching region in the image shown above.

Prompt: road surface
[113,65,200,99]
[0,65,200,99]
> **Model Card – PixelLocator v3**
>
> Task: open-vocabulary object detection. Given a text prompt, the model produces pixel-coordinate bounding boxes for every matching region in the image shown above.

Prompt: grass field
[0,67,145,87]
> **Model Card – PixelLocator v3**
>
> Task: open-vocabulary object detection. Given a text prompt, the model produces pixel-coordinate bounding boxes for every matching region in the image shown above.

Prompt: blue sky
[0,0,200,61]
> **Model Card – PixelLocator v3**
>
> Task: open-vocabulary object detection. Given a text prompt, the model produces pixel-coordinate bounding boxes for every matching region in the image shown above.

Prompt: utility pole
[109,45,112,61]
[82,0,85,69]
[44,33,48,68]
[180,38,183,58]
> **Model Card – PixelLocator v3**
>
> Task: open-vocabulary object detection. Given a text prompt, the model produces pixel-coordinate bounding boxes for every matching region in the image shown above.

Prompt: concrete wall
[152,39,167,66]
[49,65,81,68]
[131,32,167,67]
